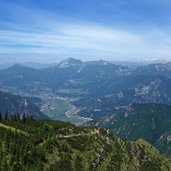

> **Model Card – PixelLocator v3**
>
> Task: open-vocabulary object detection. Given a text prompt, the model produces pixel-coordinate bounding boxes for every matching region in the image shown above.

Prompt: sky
[0,0,171,63]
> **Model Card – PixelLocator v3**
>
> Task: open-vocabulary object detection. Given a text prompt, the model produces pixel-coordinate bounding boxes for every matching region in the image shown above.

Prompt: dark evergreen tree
[22,113,26,124]
[4,112,8,121]
[0,112,2,121]
[16,112,20,121]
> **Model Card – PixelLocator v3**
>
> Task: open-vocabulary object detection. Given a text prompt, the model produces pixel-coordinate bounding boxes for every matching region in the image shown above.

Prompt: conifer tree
[16,112,20,121]
[22,113,26,124]
[0,112,2,121]
[4,112,8,121]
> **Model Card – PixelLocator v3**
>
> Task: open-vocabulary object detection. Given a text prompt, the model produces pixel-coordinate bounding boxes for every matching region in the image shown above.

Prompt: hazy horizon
[1,0,171,62]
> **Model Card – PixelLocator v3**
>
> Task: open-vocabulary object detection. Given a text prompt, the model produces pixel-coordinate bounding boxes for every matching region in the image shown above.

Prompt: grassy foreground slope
[0,116,171,171]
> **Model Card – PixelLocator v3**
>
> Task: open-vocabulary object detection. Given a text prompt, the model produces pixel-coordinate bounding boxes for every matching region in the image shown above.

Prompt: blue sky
[0,0,171,63]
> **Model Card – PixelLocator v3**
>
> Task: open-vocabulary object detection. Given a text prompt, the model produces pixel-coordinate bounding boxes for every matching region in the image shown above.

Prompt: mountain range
[1,58,171,170]
[0,58,171,120]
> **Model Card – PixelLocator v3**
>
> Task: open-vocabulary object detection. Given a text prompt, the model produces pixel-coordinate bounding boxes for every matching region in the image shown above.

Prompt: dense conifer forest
[0,113,171,171]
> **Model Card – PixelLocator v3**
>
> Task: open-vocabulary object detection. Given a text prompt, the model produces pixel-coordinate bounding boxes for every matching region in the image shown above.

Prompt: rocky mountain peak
[57,58,83,68]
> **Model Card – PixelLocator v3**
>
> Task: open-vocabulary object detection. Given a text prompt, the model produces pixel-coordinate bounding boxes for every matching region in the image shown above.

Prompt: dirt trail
[58,129,99,138]
[0,123,29,136]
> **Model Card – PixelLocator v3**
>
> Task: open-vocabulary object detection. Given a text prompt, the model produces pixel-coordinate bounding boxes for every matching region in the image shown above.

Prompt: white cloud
[0,2,171,61]
[0,22,143,52]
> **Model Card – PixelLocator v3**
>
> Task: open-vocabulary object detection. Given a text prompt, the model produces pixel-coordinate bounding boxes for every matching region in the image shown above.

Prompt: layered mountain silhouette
[1,59,171,119]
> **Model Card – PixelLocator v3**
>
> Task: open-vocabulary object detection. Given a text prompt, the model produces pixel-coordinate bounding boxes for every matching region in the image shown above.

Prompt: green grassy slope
[0,117,170,171]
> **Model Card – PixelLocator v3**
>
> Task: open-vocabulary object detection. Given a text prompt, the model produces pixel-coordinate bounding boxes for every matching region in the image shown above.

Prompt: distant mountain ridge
[1,58,171,120]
